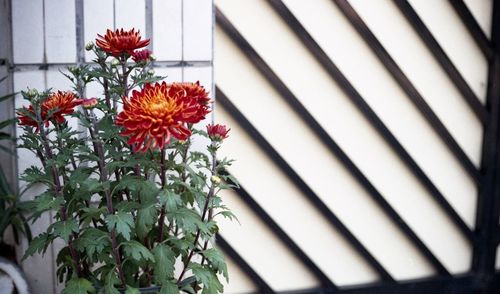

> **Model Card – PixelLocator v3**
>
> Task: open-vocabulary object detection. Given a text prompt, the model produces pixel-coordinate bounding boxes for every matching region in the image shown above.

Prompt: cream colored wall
[215,0,492,292]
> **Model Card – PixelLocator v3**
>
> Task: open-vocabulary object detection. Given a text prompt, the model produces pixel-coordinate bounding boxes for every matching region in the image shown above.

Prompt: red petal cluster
[96,28,150,56]
[116,82,211,152]
[82,98,98,109]
[132,49,152,62]
[207,124,230,141]
[17,91,82,130]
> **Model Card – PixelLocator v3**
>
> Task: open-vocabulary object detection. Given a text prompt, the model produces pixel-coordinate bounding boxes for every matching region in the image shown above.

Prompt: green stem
[177,145,217,283]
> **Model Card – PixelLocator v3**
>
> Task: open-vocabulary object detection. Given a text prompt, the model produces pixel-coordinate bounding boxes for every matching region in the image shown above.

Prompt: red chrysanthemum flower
[96,28,150,56]
[207,124,230,141]
[17,91,82,130]
[116,82,211,152]
[132,49,152,62]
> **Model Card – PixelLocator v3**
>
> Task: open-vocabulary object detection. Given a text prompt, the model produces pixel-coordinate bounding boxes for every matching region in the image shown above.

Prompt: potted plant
[17,28,236,293]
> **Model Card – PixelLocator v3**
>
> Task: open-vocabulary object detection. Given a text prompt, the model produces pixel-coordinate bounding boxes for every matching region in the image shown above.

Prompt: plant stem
[157,147,168,243]
[177,147,217,283]
[36,120,83,278]
[82,108,127,287]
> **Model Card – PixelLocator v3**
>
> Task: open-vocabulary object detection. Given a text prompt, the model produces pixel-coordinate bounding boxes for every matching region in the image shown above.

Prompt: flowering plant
[17,29,236,294]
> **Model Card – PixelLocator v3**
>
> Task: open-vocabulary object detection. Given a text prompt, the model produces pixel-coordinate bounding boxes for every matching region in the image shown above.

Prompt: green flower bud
[211,175,221,184]
[85,42,94,51]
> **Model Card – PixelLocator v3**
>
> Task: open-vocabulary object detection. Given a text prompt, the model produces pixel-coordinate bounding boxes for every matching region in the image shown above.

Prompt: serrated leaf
[189,263,223,294]
[75,228,110,256]
[62,278,95,294]
[51,219,79,242]
[106,211,134,240]
[159,190,181,211]
[169,208,206,234]
[103,270,120,294]
[152,244,175,284]
[202,248,228,282]
[160,280,180,294]
[33,192,64,212]
[136,203,158,240]
[122,240,154,262]
[0,118,16,130]
[214,210,239,224]
[22,232,54,260]
[68,167,93,188]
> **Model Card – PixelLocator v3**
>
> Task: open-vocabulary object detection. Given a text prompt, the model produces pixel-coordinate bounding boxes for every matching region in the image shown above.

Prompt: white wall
[215,0,491,292]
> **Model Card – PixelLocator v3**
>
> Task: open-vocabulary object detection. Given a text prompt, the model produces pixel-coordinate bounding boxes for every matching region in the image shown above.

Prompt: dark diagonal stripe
[447,0,494,60]
[393,0,488,125]
[217,87,393,282]
[265,0,474,243]
[216,7,450,276]
[217,235,275,294]
[219,169,338,288]
[332,0,482,185]
[218,85,394,281]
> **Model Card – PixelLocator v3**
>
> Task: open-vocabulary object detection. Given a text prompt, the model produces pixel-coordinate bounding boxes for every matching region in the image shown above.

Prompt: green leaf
[106,211,134,240]
[189,263,223,294]
[169,208,206,234]
[152,244,176,284]
[51,219,79,242]
[122,240,154,262]
[160,280,180,294]
[136,203,158,240]
[81,207,106,227]
[33,192,64,212]
[124,286,140,294]
[74,228,110,256]
[103,270,120,294]
[21,166,53,186]
[0,92,16,104]
[159,190,181,212]
[22,232,54,260]
[202,248,228,282]
[0,118,16,130]
[62,278,95,294]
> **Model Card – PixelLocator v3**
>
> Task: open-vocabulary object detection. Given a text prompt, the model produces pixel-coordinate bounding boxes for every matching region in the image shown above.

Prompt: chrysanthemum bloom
[17,91,82,130]
[132,49,152,62]
[116,82,211,152]
[207,124,230,141]
[96,28,150,56]
[82,98,98,109]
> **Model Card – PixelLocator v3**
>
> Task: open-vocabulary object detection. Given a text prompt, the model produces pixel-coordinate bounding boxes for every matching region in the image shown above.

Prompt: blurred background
[1,0,500,293]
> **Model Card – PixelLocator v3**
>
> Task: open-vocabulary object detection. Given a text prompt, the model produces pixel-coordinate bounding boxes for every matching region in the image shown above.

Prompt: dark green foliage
[18,41,236,294]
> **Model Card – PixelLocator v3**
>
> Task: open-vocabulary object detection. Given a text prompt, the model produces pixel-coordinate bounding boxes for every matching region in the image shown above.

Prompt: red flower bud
[82,98,98,109]
[132,49,152,62]
[207,124,230,141]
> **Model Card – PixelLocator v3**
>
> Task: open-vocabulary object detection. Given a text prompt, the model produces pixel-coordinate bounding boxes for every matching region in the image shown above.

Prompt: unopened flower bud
[132,49,152,63]
[211,175,221,184]
[149,54,156,61]
[85,42,94,51]
[26,88,38,97]
[147,69,155,76]
[111,58,120,66]
[82,98,98,109]
[206,124,230,142]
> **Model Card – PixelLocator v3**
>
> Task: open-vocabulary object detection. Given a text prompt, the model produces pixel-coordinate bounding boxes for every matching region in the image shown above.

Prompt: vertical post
[75,0,85,65]
[0,0,16,190]
[472,0,500,288]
